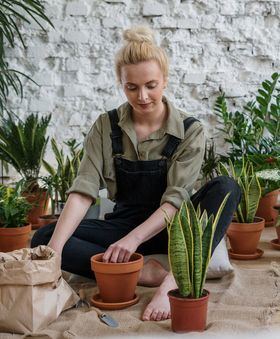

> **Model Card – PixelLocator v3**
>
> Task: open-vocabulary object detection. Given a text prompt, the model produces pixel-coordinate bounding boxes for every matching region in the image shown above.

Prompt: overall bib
[105,109,198,226]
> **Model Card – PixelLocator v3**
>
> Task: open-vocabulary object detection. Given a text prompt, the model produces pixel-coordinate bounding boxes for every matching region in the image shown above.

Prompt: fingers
[102,244,132,263]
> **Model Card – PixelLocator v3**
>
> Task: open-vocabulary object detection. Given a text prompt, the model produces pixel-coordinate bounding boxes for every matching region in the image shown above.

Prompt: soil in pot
[168,289,209,333]
[0,224,32,252]
[90,252,143,304]
[227,217,265,255]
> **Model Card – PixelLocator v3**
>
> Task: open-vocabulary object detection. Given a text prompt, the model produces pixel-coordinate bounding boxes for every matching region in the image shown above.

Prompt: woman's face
[120,60,167,116]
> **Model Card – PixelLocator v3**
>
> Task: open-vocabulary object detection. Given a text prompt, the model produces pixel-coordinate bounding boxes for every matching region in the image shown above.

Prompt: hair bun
[123,26,155,45]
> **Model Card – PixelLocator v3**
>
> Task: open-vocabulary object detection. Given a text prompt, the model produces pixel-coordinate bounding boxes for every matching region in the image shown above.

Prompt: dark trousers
[31,176,241,278]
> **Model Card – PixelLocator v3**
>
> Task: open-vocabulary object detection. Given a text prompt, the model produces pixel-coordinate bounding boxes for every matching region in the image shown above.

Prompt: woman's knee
[213,176,241,202]
[31,223,56,248]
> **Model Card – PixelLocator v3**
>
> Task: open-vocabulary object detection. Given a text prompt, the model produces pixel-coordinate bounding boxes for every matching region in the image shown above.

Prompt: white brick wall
[5,0,280,157]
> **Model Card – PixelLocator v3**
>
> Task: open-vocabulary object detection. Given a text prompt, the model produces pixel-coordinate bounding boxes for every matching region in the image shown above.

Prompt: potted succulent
[219,159,264,258]
[256,169,280,227]
[0,184,32,252]
[0,113,51,227]
[166,195,229,333]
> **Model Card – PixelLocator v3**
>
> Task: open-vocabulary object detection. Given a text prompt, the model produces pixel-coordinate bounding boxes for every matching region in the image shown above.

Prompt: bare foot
[138,258,168,287]
[142,272,177,321]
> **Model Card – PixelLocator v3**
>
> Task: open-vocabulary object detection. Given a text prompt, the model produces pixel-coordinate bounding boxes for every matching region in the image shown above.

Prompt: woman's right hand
[47,240,63,258]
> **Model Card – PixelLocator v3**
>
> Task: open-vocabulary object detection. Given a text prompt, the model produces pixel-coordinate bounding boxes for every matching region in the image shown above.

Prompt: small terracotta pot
[256,189,280,227]
[0,224,32,252]
[227,217,265,254]
[24,190,48,227]
[90,252,143,303]
[168,289,209,333]
[38,214,59,228]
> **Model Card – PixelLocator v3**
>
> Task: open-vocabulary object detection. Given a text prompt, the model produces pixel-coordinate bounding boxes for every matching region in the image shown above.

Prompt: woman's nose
[138,88,148,101]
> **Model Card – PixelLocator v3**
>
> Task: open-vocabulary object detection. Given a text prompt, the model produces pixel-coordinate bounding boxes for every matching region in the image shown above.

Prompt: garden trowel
[76,289,118,328]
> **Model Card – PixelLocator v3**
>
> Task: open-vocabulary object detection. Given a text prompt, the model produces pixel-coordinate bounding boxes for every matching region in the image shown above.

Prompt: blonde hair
[115,26,169,83]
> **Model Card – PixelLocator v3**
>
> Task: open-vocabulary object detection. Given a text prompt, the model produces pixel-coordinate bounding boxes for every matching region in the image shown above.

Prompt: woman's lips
[138,103,152,109]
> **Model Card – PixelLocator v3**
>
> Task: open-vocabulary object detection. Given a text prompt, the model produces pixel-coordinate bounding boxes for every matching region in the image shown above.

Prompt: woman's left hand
[102,234,140,263]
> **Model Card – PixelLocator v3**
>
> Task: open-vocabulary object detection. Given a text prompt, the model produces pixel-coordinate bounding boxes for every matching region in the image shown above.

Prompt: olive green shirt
[68,97,205,209]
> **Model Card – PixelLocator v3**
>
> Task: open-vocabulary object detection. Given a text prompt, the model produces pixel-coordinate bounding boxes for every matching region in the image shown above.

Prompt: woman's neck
[132,101,167,127]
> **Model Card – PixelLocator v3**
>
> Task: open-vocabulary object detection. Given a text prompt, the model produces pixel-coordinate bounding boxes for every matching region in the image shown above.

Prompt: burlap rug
[1,228,280,339]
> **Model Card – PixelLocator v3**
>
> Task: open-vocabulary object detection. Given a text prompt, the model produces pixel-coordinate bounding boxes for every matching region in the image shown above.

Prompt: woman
[32,26,241,321]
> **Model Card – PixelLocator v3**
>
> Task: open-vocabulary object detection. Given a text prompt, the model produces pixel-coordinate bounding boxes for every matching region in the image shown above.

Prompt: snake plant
[218,159,261,223]
[167,194,229,298]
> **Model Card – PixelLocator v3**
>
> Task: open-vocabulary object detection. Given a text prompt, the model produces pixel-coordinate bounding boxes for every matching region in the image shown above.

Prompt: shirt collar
[117,96,185,140]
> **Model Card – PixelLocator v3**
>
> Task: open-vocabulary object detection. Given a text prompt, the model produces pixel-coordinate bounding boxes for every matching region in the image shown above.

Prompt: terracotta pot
[90,252,143,303]
[256,189,280,227]
[24,190,48,227]
[227,217,265,254]
[38,214,59,228]
[0,224,32,252]
[168,289,209,333]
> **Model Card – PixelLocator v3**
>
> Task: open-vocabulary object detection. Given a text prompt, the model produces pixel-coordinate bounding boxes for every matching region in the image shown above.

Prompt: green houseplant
[219,158,264,258]
[43,138,84,208]
[214,73,279,165]
[166,195,229,333]
[0,0,53,112]
[0,112,51,226]
[0,183,32,252]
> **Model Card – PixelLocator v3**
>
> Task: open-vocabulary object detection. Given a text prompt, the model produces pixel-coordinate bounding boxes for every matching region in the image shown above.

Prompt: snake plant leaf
[187,200,202,298]
[180,201,194,289]
[247,172,262,223]
[218,162,230,177]
[236,178,246,223]
[168,211,191,297]
[201,214,214,294]
[201,193,230,292]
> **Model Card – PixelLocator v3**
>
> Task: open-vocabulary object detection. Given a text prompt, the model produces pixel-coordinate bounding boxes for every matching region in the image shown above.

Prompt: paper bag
[0,246,79,334]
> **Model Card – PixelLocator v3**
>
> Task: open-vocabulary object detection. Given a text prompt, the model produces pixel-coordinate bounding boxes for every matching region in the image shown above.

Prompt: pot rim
[167,288,210,301]
[91,252,143,265]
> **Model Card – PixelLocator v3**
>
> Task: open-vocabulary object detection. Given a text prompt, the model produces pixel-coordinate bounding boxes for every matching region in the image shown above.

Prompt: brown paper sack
[0,246,79,334]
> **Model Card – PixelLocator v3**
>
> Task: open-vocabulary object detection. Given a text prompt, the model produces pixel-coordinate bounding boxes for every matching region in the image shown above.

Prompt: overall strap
[108,109,123,155]
[161,117,199,159]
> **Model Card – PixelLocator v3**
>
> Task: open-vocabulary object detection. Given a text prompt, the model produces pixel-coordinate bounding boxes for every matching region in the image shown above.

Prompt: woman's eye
[147,83,157,89]
[127,86,137,90]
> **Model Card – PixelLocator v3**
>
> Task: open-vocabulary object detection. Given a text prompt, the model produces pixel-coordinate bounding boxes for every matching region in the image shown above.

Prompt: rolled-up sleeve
[67,117,104,201]
[160,122,205,209]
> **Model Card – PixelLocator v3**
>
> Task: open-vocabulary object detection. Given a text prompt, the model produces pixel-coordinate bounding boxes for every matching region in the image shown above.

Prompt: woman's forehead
[120,60,163,83]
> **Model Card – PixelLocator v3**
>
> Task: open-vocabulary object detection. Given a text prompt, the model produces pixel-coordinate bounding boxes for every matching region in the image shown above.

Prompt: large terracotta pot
[24,190,48,228]
[0,224,32,252]
[168,289,209,333]
[90,253,143,303]
[227,217,265,254]
[256,189,280,227]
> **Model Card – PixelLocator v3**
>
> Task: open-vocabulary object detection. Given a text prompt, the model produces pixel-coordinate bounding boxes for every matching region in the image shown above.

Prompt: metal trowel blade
[99,313,119,327]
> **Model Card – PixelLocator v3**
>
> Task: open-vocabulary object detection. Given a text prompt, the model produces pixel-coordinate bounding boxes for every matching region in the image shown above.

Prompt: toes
[155,311,163,321]
[162,311,169,320]
[150,310,159,321]
[142,306,153,321]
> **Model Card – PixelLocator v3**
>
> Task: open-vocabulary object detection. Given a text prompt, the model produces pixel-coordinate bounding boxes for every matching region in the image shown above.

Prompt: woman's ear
[163,77,168,89]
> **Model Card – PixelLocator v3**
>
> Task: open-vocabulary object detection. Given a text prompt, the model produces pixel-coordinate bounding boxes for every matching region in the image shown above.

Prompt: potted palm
[0,184,32,252]
[42,138,84,212]
[219,159,264,259]
[256,169,280,227]
[166,195,229,333]
[0,113,51,227]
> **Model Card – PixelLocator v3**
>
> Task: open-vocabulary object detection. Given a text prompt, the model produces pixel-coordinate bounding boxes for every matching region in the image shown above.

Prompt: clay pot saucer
[270,239,280,251]
[91,293,139,310]
[228,248,263,260]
